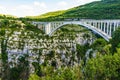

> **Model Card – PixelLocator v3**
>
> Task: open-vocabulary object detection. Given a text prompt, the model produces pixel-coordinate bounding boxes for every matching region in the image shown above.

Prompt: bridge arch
[33,20,120,41]
[48,22,111,41]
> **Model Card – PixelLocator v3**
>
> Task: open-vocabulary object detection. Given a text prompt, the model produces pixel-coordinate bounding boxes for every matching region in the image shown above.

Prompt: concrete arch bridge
[32,19,120,41]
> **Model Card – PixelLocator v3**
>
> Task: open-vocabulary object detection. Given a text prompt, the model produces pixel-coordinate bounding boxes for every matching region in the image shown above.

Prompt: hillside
[26,10,65,19]
[62,0,120,19]
[26,0,120,21]
[0,14,17,19]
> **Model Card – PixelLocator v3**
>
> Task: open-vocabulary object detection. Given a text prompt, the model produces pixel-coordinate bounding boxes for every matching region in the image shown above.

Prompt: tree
[0,20,14,80]
[84,49,120,80]
[92,38,107,52]
[76,43,90,65]
[111,27,120,53]
[9,54,30,80]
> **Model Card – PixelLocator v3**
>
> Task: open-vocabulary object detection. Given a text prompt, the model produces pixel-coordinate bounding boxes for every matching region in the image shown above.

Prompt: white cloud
[0,0,99,17]
[11,8,17,11]
[0,6,8,14]
[74,0,100,5]
[18,5,33,10]
[0,1,48,17]
[34,1,47,8]
[34,1,40,6]
[0,6,5,10]
[8,2,47,17]
[58,1,67,6]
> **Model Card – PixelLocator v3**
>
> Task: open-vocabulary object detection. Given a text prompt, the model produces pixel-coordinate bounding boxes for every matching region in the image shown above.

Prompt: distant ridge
[26,10,66,19]
[0,14,17,19]
[26,0,120,21]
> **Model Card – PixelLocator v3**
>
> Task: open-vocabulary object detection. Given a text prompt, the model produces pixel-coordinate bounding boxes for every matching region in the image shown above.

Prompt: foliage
[29,65,83,80]
[26,10,66,19]
[0,20,12,80]
[0,14,17,20]
[111,27,120,53]
[84,49,120,80]
[9,54,30,80]
[29,74,40,80]
[0,18,120,80]
[26,0,120,21]
[76,44,89,59]
[92,38,107,51]
[0,19,43,80]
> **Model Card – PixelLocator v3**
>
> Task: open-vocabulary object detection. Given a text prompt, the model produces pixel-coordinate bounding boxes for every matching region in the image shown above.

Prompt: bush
[84,49,120,80]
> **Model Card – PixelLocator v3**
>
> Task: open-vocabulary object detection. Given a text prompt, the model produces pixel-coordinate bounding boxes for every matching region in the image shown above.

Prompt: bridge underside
[48,22,112,41]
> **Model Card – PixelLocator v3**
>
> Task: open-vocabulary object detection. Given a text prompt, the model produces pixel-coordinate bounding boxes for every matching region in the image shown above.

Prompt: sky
[0,0,100,17]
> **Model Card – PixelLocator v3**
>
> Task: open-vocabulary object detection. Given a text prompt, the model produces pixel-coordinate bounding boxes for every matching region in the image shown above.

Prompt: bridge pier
[109,23,112,36]
[98,22,100,29]
[114,22,116,31]
[117,22,119,29]
[103,23,106,33]
[45,23,51,34]
[100,22,103,31]
[107,22,109,35]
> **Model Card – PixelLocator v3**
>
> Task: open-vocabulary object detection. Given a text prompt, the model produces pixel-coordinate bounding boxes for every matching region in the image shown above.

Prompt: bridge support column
[45,23,51,35]
[104,23,106,33]
[51,23,55,31]
[107,22,109,35]
[98,22,100,29]
[53,23,55,29]
[96,22,98,28]
[109,23,112,36]
[54,23,57,28]
[100,22,103,31]
[92,22,95,27]
[114,22,116,31]
[93,22,96,27]
[95,22,97,28]
[116,22,119,29]
[88,22,91,25]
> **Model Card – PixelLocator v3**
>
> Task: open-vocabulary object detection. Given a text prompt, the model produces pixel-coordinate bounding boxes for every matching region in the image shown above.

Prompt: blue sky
[0,0,100,17]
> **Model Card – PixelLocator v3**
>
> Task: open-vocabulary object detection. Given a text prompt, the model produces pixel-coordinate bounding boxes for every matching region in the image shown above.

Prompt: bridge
[32,19,120,41]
